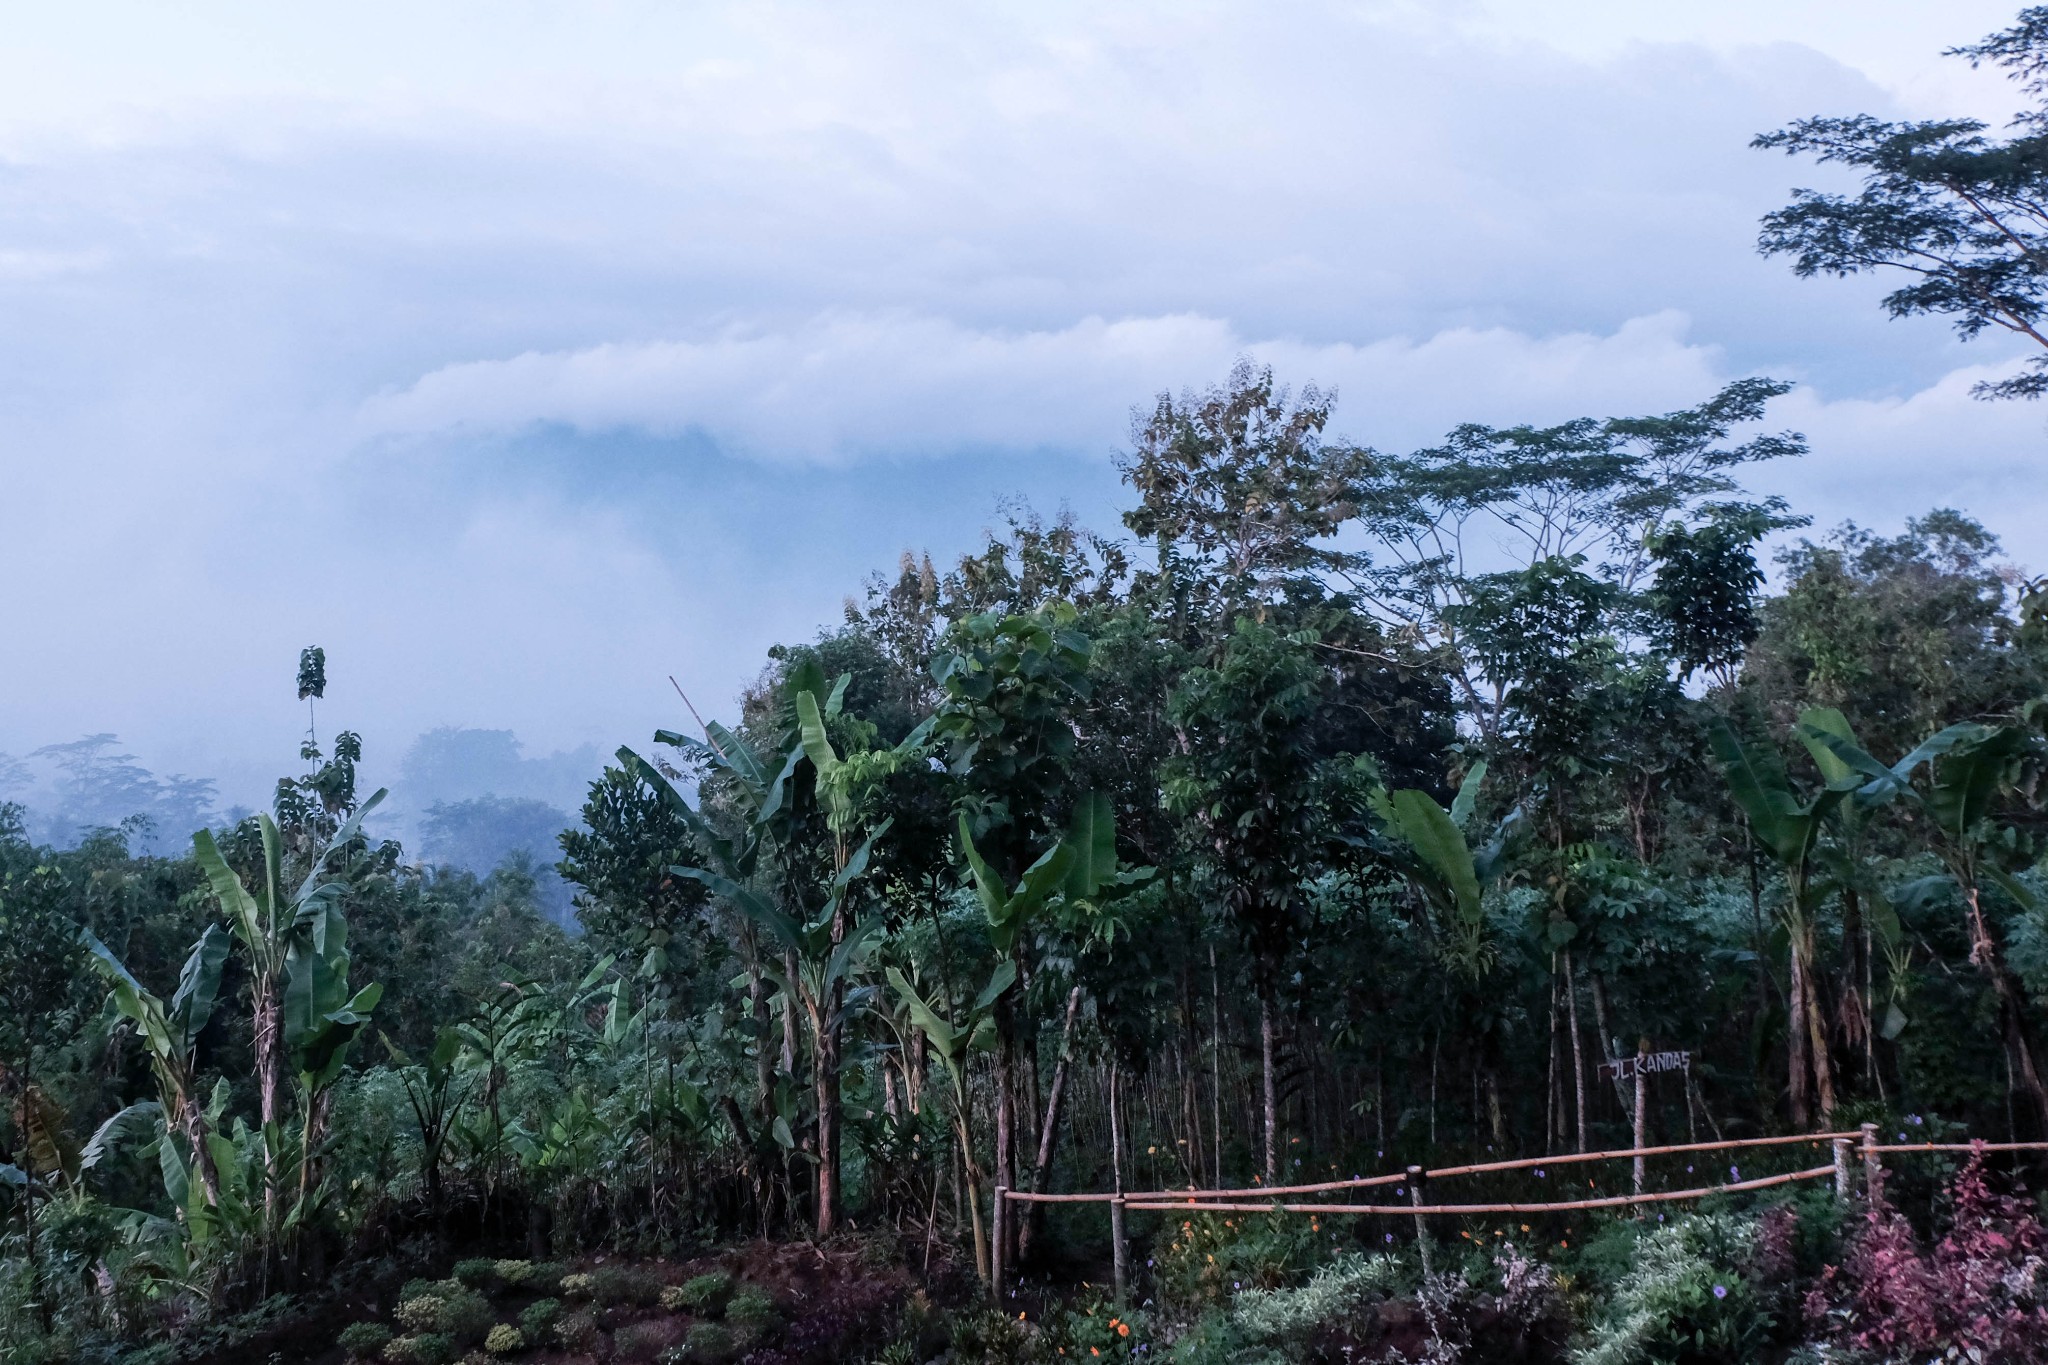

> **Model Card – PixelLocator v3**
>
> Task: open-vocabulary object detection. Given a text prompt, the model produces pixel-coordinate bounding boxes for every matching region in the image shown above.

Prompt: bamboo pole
[1158,1171,1409,1199]
[1426,1131,1859,1180]
[1860,1122,1880,1204]
[1869,1141,2048,1153]
[1127,1164,1837,1215]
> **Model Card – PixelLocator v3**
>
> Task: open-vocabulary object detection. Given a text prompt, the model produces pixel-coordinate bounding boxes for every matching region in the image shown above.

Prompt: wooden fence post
[1859,1123,1881,1205]
[1110,1195,1128,1301]
[1632,1039,1648,1202]
[1407,1165,1432,1275]
[1832,1137,1850,1202]
[991,1186,1006,1297]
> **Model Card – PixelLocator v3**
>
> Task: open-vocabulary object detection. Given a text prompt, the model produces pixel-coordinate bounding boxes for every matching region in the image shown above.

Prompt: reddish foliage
[1816,1145,2048,1364]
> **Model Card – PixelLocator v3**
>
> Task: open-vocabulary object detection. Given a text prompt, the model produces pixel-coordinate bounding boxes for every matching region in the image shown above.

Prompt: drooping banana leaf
[82,1102,163,1171]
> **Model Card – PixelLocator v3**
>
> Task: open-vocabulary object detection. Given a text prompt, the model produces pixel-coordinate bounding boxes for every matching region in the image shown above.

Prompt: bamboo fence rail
[1124,1164,1838,1215]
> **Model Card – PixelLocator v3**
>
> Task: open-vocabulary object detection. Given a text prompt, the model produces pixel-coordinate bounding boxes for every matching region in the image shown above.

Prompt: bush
[724,1286,779,1331]
[437,1291,497,1344]
[670,1272,734,1316]
[1230,1253,1400,1341]
[396,1296,447,1334]
[482,1324,523,1356]
[1577,1213,1770,1365]
[519,1298,562,1337]
[590,1265,663,1307]
[1807,1149,2048,1359]
[681,1322,735,1364]
[554,1310,602,1354]
[452,1259,500,1292]
[1152,1209,1326,1310]
[384,1333,456,1365]
[525,1261,568,1295]
[613,1320,676,1361]
[492,1260,533,1289]
[559,1272,595,1301]
[339,1322,395,1360]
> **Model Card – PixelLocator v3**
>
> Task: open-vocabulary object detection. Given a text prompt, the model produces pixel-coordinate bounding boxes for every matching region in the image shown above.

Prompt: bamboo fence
[987,1125,2048,1294]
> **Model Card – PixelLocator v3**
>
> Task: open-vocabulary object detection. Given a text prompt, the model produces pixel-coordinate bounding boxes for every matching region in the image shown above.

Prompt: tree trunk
[1209,946,1224,1187]
[1801,923,1837,1124]
[1259,985,1278,1182]
[1966,887,2048,1135]
[253,973,284,1227]
[1787,937,1812,1129]
[993,1010,1015,1266]
[1020,986,1083,1261]
[1564,950,1588,1152]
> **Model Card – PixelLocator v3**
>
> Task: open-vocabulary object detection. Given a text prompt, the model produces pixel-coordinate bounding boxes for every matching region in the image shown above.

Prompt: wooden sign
[1598,1050,1689,1080]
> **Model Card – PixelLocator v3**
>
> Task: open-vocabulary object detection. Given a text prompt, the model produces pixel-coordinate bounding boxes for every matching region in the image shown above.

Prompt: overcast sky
[3,0,2044,809]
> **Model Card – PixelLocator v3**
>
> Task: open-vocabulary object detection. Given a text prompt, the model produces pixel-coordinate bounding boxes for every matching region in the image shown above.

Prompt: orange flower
[1117,1323,1131,1338]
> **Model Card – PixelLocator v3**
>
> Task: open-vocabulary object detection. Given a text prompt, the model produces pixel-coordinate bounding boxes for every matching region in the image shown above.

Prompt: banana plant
[641,671,927,1236]
[1798,715,2048,1132]
[380,1027,469,1216]
[282,927,381,1229]
[674,811,891,1238]
[1708,714,1859,1126]
[190,788,387,1223]
[1796,707,1913,1071]
[1371,761,1523,977]
[81,924,233,1214]
[885,956,1014,1281]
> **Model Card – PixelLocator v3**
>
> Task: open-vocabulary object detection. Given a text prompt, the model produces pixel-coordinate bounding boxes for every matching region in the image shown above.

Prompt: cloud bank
[1,0,2043,812]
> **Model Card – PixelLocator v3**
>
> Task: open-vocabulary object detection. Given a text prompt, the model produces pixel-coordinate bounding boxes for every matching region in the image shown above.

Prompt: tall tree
[1756,7,2048,399]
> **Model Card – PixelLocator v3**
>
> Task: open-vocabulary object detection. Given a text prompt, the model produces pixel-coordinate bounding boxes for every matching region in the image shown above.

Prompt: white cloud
[361,309,1736,462]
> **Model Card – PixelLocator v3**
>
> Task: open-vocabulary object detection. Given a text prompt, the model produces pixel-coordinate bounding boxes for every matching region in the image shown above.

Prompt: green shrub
[554,1311,602,1354]
[559,1272,595,1301]
[590,1265,662,1307]
[396,1296,447,1334]
[1230,1253,1401,1343]
[518,1298,561,1337]
[1576,1213,1769,1365]
[681,1322,735,1364]
[524,1261,568,1295]
[614,1320,674,1361]
[1152,1209,1326,1310]
[383,1333,456,1365]
[452,1259,500,1291]
[339,1321,394,1360]
[671,1273,734,1316]
[492,1260,533,1289]
[436,1290,496,1344]
[723,1286,778,1331]
[400,1279,441,1304]
[482,1324,523,1356]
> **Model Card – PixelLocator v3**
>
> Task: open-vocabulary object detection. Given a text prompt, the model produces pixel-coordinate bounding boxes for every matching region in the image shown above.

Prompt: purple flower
[1535,1169,1545,1179]
[1712,1284,1727,1299]
[1729,1166,1740,1180]
[1385,1233,1394,1243]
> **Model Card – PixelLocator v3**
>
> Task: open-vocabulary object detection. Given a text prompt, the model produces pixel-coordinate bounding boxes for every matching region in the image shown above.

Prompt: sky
[2,0,2045,814]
